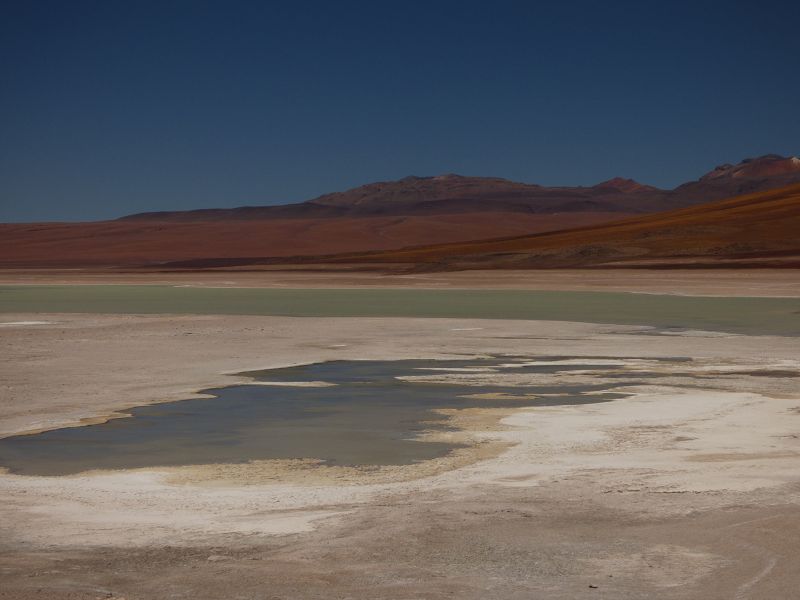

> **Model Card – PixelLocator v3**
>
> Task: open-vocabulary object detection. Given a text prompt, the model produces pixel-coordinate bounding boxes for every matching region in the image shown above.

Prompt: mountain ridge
[118,154,800,222]
[297,183,800,271]
[2,154,798,270]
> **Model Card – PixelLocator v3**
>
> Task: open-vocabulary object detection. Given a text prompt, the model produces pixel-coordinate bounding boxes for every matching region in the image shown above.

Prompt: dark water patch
[0,357,644,477]
[495,354,693,362]
[734,370,799,378]
[604,371,674,378]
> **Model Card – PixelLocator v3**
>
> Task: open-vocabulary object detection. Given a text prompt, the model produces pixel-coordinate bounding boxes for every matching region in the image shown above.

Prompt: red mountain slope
[2,155,798,270]
[307,184,800,270]
[0,211,620,268]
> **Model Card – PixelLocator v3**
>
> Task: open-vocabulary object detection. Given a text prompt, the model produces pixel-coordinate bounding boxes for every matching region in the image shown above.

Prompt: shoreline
[2,288,798,337]
[0,267,798,297]
[2,378,798,546]
[2,312,799,440]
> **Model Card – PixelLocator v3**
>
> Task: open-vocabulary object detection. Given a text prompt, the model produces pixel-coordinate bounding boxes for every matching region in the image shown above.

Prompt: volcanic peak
[700,154,800,182]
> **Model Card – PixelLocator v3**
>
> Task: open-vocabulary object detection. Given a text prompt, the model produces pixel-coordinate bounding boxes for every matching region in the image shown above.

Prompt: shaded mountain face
[310,174,543,207]
[119,173,664,221]
[119,155,800,222]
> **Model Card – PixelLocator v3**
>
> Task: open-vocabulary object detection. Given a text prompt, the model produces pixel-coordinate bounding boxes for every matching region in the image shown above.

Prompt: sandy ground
[2,267,800,296]
[1,307,799,599]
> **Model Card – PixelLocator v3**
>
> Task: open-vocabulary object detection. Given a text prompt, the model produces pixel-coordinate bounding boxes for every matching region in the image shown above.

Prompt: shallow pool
[0,356,657,476]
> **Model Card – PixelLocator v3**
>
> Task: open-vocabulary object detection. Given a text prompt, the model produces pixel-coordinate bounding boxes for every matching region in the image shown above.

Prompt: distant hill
[308,183,800,270]
[1,154,798,269]
[669,154,800,206]
[118,174,660,221]
[0,212,619,268]
[119,154,800,222]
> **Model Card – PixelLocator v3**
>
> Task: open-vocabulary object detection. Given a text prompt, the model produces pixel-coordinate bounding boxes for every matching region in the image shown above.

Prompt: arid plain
[1,270,799,599]
[4,2,800,597]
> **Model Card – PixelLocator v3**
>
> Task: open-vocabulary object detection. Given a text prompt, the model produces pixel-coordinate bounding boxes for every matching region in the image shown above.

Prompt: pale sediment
[1,306,800,598]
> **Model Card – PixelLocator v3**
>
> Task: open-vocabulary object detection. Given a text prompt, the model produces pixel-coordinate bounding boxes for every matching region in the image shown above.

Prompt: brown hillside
[118,154,800,222]
[310,184,800,270]
[120,174,663,222]
[2,155,798,270]
[0,212,622,268]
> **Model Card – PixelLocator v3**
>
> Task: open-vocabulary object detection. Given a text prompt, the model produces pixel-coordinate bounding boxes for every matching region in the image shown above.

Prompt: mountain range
[1,154,798,270]
[120,154,800,221]
[308,183,800,271]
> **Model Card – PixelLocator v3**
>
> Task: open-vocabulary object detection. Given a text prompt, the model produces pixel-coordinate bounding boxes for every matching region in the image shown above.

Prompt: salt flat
[0,274,799,599]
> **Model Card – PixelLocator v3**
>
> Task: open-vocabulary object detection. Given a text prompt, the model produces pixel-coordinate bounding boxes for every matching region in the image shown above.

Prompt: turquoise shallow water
[0,357,646,476]
[0,285,798,335]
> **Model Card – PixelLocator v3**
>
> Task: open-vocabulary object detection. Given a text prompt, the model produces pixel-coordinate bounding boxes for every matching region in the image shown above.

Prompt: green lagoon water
[0,285,798,335]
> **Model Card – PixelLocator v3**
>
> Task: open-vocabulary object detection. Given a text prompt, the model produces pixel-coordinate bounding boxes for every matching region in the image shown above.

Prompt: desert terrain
[306,183,800,270]
[2,152,799,600]
[1,271,799,599]
[0,211,623,269]
[3,155,798,272]
[4,2,798,597]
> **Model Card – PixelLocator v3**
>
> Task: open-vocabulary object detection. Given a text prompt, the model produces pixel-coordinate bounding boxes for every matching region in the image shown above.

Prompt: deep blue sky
[1,1,798,221]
